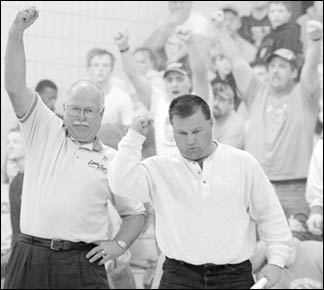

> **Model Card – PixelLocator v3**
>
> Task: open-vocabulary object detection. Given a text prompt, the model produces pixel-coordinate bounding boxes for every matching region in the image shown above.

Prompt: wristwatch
[115,239,127,251]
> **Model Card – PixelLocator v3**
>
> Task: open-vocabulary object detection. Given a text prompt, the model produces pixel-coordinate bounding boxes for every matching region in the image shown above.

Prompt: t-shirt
[213,111,245,149]
[102,85,134,126]
[244,79,320,180]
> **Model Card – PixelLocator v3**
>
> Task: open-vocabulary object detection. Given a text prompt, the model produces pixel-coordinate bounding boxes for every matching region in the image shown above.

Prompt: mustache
[72,121,89,126]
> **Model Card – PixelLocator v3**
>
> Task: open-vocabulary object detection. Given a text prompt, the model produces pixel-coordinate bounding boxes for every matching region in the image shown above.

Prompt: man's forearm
[114,214,146,250]
[145,21,175,52]
[5,27,27,94]
[188,34,209,101]
[301,40,321,84]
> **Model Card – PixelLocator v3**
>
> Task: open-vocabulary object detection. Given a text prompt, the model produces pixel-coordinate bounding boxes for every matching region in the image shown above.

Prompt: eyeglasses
[64,104,104,119]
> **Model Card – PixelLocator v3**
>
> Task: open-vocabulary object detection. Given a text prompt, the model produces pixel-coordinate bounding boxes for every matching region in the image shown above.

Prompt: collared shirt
[18,94,144,243]
[244,78,320,181]
[109,129,293,267]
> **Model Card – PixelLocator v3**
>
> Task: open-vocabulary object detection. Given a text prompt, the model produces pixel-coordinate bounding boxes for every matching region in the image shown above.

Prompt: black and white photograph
[1,1,323,289]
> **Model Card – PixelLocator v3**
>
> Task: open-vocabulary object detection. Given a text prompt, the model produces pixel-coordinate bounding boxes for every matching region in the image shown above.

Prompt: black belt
[270,178,307,185]
[19,233,95,251]
[165,257,250,270]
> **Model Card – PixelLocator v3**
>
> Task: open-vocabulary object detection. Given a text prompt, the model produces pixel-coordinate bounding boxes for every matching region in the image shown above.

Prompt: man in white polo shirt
[4,7,145,289]
[109,94,293,289]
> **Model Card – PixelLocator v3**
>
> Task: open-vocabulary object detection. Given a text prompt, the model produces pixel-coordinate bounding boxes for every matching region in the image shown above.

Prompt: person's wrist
[114,239,127,251]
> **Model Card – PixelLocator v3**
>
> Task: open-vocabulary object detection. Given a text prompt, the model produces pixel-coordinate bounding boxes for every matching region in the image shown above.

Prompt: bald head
[67,80,104,108]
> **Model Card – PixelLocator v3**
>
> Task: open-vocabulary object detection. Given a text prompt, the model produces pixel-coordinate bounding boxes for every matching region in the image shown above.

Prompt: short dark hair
[133,47,156,63]
[269,1,293,12]
[87,48,115,69]
[35,79,57,94]
[169,94,211,124]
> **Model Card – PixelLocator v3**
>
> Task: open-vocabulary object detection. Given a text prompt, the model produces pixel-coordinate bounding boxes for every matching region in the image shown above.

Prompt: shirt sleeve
[306,140,323,208]
[112,194,146,218]
[241,76,263,110]
[18,93,63,154]
[108,129,155,203]
[247,153,293,268]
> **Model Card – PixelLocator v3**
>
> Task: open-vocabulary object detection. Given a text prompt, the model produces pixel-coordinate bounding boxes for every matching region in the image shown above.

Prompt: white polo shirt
[109,130,293,267]
[18,94,144,243]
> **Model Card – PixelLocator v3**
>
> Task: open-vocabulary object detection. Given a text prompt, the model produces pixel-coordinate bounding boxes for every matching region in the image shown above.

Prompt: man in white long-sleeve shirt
[306,139,323,236]
[109,94,293,289]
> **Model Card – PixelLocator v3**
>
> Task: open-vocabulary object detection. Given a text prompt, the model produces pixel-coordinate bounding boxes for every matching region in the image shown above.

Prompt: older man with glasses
[4,7,145,289]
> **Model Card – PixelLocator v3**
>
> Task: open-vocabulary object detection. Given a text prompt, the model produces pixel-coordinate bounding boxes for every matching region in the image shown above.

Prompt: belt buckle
[50,239,62,251]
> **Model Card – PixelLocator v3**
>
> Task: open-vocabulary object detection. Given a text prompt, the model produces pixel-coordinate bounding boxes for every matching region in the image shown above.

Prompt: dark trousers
[4,239,110,289]
[159,257,254,289]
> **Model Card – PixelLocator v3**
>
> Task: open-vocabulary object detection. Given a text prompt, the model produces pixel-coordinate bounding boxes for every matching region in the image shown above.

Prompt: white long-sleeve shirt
[306,139,323,208]
[109,129,293,267]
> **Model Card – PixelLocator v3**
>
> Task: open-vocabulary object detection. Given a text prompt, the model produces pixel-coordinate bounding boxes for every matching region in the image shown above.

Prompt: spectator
[306,139,323,236]
[212,53,241,110]
[239,1,271,48]
[133,47,165,93]
[220,5,258,64]
[35,79,58,113]
[298,1,323,57]
[216,16,322,238]
[251,238,323,289]
[115,27,210,157]
[1,173,11,285]
[4,7,145,289]
[5,126,25,249]
[145,1,210,71]
[109,95,293,289]
[211,80,245,149]
[257,1,303,61]
[87,48,134,126]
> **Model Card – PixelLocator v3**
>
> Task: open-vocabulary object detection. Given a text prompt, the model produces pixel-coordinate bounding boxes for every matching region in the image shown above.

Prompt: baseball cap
[267,48,298,68]
[221,4,239,16]
[211,79,235,101]
[163,62,189,78]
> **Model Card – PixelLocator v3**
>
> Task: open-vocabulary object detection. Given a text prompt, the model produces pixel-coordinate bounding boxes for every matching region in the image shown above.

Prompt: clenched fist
[114,30,129,51]
[130,115,154,137]
[176,25,192,43]
[210,10,225,29]
[12,6,39,31]
[307,20,323,42]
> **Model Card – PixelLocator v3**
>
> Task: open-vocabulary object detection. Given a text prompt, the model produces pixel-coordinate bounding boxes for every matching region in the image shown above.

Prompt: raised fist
[130,115,154,137]
[307,20,323,42]
[13,6,39,31]
[176,25,192,43]
[210,10,225,29]
[114,30,129,51]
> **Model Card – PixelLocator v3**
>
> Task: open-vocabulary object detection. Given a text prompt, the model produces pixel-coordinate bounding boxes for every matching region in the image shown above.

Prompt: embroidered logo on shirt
[88,160,108,174]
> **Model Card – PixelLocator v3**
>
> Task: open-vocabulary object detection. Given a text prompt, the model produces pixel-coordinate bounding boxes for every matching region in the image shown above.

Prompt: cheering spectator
[239,1,271,48]
[257,1,303,61]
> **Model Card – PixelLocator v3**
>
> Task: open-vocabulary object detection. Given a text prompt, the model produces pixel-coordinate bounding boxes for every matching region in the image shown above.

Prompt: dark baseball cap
[221,4,239,16]
[267,48,298,68]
